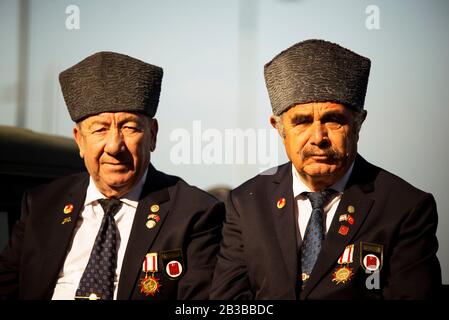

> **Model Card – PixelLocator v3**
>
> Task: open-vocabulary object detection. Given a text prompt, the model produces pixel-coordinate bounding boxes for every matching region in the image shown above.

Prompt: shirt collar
[84,168,148,208]
[292,161,354,197]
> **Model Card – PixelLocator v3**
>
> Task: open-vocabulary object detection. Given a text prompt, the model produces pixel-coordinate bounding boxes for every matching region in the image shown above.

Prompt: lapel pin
[150,204,160,213]
[61,217,72,225]
[360,242,384,272]
[63,203,74,214]
[347,214,355,225]
[277,198,286,209]
[347,205,355,214]
[338,225,349,236]
[160,249,184,280]
[146,213,161,229]
[339,214,348,222]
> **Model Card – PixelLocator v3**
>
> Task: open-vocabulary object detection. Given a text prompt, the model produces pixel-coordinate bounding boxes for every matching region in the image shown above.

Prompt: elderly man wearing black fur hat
[0,52,224,300]
[211,39,441,300]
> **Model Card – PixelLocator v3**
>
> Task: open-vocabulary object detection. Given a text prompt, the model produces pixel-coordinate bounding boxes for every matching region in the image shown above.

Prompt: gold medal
[139,275,161,296]
[332,266,353,284]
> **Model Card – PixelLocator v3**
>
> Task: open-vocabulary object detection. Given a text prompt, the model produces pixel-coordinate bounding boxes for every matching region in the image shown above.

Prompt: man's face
[272,102,365,190]
[74,112,158,198]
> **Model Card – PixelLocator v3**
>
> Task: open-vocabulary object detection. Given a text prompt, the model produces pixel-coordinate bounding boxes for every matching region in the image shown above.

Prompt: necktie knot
[304,189,337,210]
[98,198,122,217]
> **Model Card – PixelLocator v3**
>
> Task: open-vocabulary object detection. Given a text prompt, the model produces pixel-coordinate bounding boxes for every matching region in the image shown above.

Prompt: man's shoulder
[231,163,290,198]
[355,156,432,200]
[149,169,222,208]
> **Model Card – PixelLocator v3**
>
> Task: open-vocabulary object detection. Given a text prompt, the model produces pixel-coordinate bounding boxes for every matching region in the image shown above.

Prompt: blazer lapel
[300,155,376,299]
[39,174,89,298]
[270,163,299,290]
[117,165,173,299]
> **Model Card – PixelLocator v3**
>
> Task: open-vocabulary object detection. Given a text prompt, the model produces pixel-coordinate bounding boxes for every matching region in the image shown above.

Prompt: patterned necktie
[75,198,123,300]
[300,189,336,283]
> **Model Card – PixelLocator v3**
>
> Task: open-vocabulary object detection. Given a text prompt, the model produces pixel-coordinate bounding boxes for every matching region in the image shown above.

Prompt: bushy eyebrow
[290,114,313,125]
[320,111,349,123]
[84,116,144,129]
[289,110,349,125]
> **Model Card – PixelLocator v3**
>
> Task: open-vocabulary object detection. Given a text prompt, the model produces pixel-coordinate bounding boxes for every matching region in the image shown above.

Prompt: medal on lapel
[332,244,354,284]
[146,204,161,229]
[146,213,160,229]
[139,252,161,296]
[277,198,286,209]
[61,203,74,224]
[160,249,184,280]
[63,203,74,214]
[360,242,383,272]
[337,205,356,236]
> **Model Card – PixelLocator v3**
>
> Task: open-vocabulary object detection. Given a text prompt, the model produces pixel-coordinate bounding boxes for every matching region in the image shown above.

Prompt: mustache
[301,147,344,162]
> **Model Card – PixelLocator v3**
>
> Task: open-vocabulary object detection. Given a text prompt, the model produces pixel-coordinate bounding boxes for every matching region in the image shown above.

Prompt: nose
[104,128,125,155]
[309,122,329,147]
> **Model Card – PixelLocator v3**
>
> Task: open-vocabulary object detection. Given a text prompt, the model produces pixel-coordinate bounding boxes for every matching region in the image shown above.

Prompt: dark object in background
[0,125,85,248]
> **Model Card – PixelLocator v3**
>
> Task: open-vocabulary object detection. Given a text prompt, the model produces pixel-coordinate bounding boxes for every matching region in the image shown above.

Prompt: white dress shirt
[292,163,354,239]
[51,169,148,300]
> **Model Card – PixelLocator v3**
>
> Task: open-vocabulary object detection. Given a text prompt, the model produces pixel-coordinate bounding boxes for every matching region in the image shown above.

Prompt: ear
[361,110,368,123]
[269,115,285,139]
[269,115,278,129]
[149,118,158,152]
[73,125,85,159]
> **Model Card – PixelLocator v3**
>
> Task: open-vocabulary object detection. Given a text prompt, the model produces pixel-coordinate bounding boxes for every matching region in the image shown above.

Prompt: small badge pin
[150,204,160,213]
[347,214,355,225]
[146,213,161,230]
[277,198,286,209]
[63,203,74,214]
[338,225,349,236]
[360,242,384,272]
[347,205,355,214]
[61,217,72,225]
[160,249,184,280]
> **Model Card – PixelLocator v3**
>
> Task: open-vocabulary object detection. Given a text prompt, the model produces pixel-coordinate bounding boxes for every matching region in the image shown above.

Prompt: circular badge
[166,260,183,278]
[363,254,380,271]
[146,220,157,229]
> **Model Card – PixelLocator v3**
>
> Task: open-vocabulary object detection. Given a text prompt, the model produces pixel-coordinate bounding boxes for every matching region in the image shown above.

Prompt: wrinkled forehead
[78,111,150,128]
[284,102,350,116]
